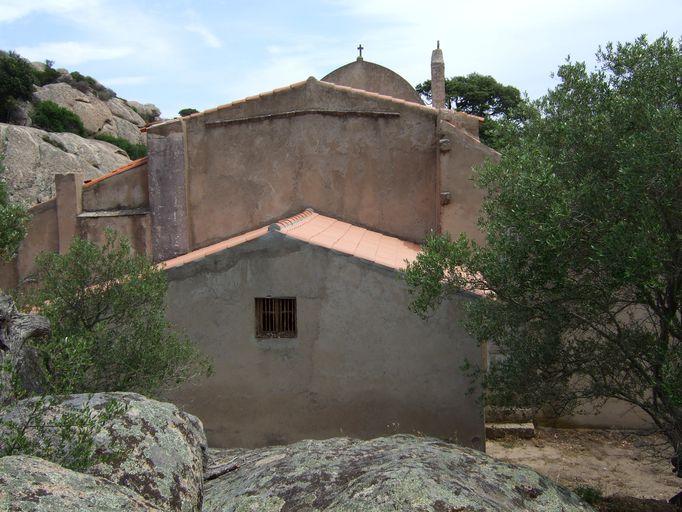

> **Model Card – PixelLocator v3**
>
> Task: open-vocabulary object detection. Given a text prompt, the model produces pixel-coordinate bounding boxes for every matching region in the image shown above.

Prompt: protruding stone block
[55,172,83,254]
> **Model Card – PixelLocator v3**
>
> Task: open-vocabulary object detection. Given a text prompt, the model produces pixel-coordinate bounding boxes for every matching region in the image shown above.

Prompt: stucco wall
[82,164,149,212]
[16,199,59,282]
[165,233,484,449]
[153,79,439,252]
[78,213,152,257]
[439,120,499,244]
[322,60,424,104]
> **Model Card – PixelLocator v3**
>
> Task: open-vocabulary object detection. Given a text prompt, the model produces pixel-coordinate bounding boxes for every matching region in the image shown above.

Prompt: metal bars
[255,297,297,338]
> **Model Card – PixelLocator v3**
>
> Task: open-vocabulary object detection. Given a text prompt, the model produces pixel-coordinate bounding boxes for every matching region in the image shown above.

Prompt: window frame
[254,297,297,339]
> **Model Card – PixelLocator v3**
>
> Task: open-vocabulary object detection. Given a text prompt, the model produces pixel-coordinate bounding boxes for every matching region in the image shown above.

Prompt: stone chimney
[431,41,446,109]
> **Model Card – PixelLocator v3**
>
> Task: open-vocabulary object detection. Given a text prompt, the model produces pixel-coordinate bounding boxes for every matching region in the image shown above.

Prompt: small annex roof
[83,157,148,188]
[160,209,420,272]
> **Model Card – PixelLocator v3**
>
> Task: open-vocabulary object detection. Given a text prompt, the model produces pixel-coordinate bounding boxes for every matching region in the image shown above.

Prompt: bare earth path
[487,428,680,501]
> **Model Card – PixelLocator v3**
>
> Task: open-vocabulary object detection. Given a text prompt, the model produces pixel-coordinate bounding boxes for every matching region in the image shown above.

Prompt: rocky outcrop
[126,100,161,123]
[0,392,207,512]
[0,123,130,205]
[0,455,163,511]
[0,294,49,403]
[204,435,593,512]
[33,83,146,144]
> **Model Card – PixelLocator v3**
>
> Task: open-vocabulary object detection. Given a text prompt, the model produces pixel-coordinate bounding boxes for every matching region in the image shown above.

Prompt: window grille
[255,297,297,338]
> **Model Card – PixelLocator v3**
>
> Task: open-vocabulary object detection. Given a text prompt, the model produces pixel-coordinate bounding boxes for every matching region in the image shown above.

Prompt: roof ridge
[83,157,148,188]
[270,208,317,232]
[316,80,436,116]
[316,80,484,122]
[148,79,310,131]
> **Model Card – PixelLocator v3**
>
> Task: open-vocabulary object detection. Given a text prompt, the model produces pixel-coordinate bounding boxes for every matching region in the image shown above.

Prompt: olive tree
[23,230,211,396]
[405,35,682,479]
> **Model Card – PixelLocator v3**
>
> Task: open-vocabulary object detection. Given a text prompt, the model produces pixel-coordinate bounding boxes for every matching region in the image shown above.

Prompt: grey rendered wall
[165,233,484,449]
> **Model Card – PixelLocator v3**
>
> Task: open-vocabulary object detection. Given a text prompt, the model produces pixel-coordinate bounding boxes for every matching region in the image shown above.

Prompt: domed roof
[321,59,423,105]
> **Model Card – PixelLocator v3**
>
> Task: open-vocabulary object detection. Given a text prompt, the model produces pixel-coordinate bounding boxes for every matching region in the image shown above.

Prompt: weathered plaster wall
[78,213,152,257]
[169,79,439,251]
[148,126,189,261]
[165,233,485,449]
[439,120,499,244]
[538,399,654,430]
[82,164,149,211]
[16,199,59,282]
[322,60,424,104]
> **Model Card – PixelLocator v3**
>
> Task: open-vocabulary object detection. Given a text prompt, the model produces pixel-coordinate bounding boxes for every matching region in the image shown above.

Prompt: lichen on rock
[204,434,594,512]
[0,392,207,512]
[0,455,163,511]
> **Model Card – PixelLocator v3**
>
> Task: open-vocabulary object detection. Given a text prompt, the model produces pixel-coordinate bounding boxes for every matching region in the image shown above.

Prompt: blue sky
[0,0,679,117]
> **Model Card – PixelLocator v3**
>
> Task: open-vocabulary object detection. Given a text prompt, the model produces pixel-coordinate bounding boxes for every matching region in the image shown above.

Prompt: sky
[0,0,679,117]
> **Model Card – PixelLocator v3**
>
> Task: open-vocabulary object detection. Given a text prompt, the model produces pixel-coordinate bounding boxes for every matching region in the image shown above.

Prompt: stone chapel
[1,45,499,448]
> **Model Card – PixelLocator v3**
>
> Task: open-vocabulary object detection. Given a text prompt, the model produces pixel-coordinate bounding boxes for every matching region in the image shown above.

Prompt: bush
[574,485,603,505]
[22,230,211,396]
[179,108,199,117]
[0,393,124,472]
[0,157,27,261]
[68,71,116,101]
[94,133,147,160]
[31,100,85,135]
[32,60,61,86]
[0,51,35,122]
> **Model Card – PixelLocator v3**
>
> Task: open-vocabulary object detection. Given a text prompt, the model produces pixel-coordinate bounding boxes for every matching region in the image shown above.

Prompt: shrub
[32,60,61,86]
[0,51,35,122]
[179,108,199,117]
[23,230,211,396]
[0,156,27,261]
[31,100,85,136]
[68,71,116,101]
[0,393,124,472]
[574,485,603,505]
[94,133,147,160]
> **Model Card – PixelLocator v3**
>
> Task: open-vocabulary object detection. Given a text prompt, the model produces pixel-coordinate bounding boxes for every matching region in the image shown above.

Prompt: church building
[1,45,498,448]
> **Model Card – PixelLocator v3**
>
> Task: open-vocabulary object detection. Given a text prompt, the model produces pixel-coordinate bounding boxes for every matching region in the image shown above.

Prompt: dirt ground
[487,428,680,501]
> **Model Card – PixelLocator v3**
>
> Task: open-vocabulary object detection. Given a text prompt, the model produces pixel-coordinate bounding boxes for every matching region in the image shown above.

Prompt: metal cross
[357,44,364,59]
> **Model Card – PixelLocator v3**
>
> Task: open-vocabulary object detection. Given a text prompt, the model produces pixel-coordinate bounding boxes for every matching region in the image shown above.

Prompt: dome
[321,59,424,105]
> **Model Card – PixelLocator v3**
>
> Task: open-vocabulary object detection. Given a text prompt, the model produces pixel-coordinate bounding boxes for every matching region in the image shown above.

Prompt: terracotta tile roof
[82,157,148,188]
[160,209,420,272]
[149,76,482,131]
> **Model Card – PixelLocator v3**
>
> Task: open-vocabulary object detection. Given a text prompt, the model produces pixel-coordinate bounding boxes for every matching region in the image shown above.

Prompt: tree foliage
[0,51,35,123]
[178,108,199,117]
[94,133,148,160]
[0,157,27,261]
[406,35,682,474]
[416,73,526,149]
[22,231,211,396]
[31,100,85,136]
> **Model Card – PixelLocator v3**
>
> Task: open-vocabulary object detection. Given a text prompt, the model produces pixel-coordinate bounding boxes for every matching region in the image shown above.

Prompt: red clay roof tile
[82,157,148,188]
[160,209,420,272]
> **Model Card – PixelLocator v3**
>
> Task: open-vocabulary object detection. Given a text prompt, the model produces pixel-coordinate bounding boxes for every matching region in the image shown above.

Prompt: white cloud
[186,23,222,48]
[16,41,134,66]
[0,0,89,23]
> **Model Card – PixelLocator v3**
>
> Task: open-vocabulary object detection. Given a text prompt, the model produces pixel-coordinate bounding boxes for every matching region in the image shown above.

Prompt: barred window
[255,297,297,338]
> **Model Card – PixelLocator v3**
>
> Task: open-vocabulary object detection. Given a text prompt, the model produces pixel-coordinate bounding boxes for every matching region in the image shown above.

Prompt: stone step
[485,406,535,423]
[485,422,535,440]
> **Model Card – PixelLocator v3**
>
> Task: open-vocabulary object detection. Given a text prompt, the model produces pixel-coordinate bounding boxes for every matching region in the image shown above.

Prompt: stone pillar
[431,42,446,109]
[55,173,83,254]
[148,123,190,262]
